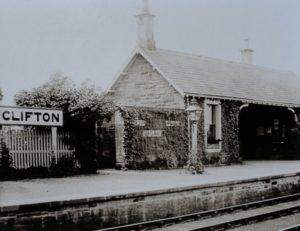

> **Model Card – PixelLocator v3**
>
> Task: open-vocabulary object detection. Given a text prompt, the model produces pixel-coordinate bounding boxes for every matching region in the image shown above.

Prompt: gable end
[111,54,184,109]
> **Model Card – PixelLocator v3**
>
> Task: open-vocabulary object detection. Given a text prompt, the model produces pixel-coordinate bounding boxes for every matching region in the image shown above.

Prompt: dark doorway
[96,120,116,169]
[239,105,299,160]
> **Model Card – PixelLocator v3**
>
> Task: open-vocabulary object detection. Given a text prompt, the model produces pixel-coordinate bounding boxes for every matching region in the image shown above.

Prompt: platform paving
[0,161,299,207]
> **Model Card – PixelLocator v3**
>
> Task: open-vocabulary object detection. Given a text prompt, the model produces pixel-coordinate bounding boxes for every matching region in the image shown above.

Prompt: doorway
[239,105,298,160]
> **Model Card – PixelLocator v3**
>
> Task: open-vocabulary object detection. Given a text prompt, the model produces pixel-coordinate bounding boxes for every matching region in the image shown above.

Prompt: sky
[0,0,299,105]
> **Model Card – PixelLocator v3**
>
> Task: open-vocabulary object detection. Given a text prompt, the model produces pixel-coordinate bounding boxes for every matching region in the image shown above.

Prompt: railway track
[278,224,300,231]
[98,193,300,231]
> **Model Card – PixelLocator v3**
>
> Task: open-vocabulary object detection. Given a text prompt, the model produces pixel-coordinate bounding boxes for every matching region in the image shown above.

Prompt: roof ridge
[147,48,300,77]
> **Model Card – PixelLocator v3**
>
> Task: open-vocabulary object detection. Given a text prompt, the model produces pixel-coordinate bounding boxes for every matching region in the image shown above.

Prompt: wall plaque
[135,120,146,126]
[166,120,180,127]
[143,130,162,137]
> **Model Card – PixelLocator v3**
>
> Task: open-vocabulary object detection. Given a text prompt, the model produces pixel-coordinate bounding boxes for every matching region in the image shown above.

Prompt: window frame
[204,99,222,153]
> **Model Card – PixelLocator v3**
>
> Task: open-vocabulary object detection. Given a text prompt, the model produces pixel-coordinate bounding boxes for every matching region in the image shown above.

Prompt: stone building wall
[110,55,244,168]
[188,98,241,166]
[111,54,185,109]
[114,99,242,169]
[119,107,188,169]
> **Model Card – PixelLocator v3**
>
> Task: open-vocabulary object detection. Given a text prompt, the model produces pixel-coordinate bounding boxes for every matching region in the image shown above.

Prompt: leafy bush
[159,150,179,169]
[0,141,14,177]
[14,73,115,173]
[0,142,13,168]
[49,156,79,177]
[185,151,205,174]
[14,167,49,179]
[184,162,204,174]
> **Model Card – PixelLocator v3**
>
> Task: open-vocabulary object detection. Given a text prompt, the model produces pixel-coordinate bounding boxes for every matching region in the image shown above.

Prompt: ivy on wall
[191,98,241,166]
[120,107,189,169]
[221,100,241,164]
[196,99,206,162]
[119,99,242,170]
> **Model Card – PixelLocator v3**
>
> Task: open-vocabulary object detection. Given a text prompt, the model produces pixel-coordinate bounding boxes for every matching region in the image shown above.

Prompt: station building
[108,1,300,169]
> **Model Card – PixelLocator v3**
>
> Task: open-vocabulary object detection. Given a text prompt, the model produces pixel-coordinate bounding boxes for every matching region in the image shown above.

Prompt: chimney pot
[240,39,254,64]
[136,0,156,50]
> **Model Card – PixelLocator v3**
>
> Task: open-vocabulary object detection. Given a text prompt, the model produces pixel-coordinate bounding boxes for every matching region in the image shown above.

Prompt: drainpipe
[239,104,249,111]
[287,108,298,123]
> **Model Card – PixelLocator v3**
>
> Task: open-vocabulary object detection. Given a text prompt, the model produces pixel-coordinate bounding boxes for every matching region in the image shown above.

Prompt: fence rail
[0,129,75,169]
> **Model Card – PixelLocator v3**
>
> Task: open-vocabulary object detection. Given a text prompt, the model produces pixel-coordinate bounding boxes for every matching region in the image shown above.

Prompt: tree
[15,73,115,173]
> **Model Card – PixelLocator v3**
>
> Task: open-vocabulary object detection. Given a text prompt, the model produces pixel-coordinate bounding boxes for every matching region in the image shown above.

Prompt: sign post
[51,127,58,163]
[0,106,64,164]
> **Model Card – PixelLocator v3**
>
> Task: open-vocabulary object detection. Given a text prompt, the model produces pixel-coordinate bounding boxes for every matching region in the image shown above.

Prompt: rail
[278,224,300,231]
[98,193,300,231]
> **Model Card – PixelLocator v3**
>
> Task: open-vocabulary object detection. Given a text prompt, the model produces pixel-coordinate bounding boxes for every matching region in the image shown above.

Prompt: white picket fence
[0,129,75,169]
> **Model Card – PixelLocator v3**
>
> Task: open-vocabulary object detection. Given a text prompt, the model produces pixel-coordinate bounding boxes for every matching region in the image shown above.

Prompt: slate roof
[140,48,300,108]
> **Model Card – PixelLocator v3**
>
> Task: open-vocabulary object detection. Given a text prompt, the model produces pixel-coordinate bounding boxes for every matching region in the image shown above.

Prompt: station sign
[0,106,63,126]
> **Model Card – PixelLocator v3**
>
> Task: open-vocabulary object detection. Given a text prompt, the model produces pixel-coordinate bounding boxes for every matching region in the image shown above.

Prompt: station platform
[0,160,299,207]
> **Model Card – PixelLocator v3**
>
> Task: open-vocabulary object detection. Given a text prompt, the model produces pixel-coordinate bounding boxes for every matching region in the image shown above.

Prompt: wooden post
[51,127,58,163]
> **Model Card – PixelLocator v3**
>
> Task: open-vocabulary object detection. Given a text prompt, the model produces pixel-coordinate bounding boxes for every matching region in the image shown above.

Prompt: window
[207,104,217,143]
[205,101,221,147]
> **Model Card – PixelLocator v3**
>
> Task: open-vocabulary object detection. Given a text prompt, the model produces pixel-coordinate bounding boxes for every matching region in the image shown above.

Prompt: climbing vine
[196,99,206,162]
[119,99,242,170]
[221,100,241,164]
[120,107,189,169]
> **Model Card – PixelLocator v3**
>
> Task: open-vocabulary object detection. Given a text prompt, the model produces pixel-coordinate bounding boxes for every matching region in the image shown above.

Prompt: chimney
[240,39,254,64]
[136,0,156,50]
